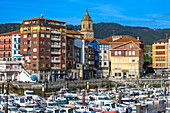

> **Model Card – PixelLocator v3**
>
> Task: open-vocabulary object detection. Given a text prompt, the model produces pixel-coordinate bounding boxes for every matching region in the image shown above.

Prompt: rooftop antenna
[41,13,44,18]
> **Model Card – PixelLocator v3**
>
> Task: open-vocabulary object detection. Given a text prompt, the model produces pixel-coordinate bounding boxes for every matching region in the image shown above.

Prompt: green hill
[1,23,170,45]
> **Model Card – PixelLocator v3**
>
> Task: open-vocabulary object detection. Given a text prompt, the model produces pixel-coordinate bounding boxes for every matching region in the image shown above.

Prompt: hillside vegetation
[1,23,170,45]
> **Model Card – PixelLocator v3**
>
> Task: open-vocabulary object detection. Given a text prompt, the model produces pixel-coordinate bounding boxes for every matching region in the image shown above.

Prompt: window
[114,72,121,76]
[33,56,37,60]
[62,49,65,53]
[115,51,117,55]
[40,56,44,60]
[33,27,37,30]
[126,51,127,55]
[104,62,107,65]
[119,65,121,69]
[129,51,131,55]
[119,51,121,55]
[23,49,27,52]
[23,35,27,38]
[132,51,135,55]
[129,58,132,62]
[23,42,27,45]
[46,41,50,45]
[132,58,135,62]
[156,46,165,49]
[41,27,44,30]
[62,43,65,46]
[156,51,165,55]
[104,50,107,53]
[33,41,37,45]
[24,28,27,31]
[129,65,131,69]
[46,27,50,31]
[62,64,65,68]
[40,41,44,45]
[40,48,44,52]
[46,64,49,68]
[115,58,118,62]
[119,58,121,62]
[41,34,44,37]
[46,49,50,52]
[46,34,50,38]
[62,29,65,32]
[46,56,49,60]
[130,45,132,48]
[83,24,85,28]
[33,64,36,67]
[132,65,135,69]
[33,48,37,52]
[62,36,65,39]
[156,57,165,61]
[40,64,44,67]
[33,34,37,37]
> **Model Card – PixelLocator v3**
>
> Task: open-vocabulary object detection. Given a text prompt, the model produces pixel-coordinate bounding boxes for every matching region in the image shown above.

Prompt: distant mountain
[67,23,170,45]
[0,23,21,34]
[1,23,170,45]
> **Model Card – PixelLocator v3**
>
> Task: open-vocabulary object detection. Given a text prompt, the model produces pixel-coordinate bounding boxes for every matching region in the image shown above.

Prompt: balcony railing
[0,48,11,50]
[51,38,61,41]
[0,54,11,57]
[51,67,61,69]
[51,31,61,34]
[51,52,61,55]
[0,41,11,44]
[51,45,61,48]
[51,60,61,63]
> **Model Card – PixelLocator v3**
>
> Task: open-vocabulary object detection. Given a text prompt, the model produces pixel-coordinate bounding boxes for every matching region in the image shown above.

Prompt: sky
[1,0,170,28]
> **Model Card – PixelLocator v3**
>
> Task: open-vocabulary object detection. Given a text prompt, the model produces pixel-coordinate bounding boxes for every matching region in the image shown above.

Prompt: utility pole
[5,72,9,113]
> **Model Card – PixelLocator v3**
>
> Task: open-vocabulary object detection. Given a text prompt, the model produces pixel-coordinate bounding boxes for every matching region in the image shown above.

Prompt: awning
[121,69,129,72]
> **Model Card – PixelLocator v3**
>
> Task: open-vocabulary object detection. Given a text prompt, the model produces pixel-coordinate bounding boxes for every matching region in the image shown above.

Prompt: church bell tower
[81,9,94,39]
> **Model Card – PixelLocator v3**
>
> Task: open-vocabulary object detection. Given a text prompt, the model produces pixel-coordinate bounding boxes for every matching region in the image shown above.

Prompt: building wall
[110,42,144,79]
[12,34,22,58]
[0,35,12,58]
[152,43,168,69]
[20,18,66,81]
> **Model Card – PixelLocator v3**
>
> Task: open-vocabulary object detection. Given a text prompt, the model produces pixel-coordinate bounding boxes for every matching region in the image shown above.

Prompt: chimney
[137,36,140,40]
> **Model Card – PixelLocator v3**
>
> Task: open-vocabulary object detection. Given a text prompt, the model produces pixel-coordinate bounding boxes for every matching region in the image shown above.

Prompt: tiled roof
[0,30,20,36]
[23,17,66,23]
[97,39,109,44]
[87,38,109,44]
[154,38,168,43]
[66,30,83,35]
[104,35,141,42]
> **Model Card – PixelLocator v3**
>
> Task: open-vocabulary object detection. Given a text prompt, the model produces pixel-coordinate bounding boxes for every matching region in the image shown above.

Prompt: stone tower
[81,10,94,39]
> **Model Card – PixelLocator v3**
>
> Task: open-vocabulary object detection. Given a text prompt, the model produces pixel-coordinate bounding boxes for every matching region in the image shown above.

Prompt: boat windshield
[98,97,109,100]
[48,103,57,106]
[8,108,18,111]
[26,92,36,95]
[26,105,38,108]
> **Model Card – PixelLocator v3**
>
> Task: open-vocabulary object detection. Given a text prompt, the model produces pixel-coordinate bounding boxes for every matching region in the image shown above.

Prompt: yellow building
[152,38,168,71]
[106,35,144,79]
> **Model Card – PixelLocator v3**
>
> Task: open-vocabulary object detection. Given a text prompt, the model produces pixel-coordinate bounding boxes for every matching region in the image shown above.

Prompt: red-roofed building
[107,35,144,79]
[20,14,67,82]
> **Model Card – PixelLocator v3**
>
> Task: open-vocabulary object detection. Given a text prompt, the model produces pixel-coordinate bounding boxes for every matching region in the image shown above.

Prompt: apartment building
[107,35,144,79]
[88,39,110,78]
[0,31,13,60]
[20,15,66,82]
[152,38,168,73]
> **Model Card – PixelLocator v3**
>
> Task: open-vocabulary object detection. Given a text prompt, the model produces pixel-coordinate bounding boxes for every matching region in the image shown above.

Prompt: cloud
[147,14,170,18]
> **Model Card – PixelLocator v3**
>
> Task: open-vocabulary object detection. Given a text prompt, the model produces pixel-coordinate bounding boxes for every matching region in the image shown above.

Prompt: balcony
[51,60,61,63]
[51,45,61,48]
[51,67,61,69]
[51,31,61,34]
[84,45,88,48]
[51,52,61,55]
[89,61,94,65]
[51,38,61,41]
